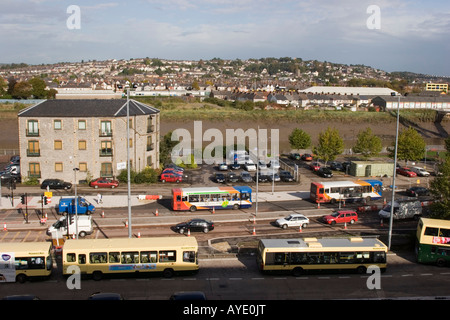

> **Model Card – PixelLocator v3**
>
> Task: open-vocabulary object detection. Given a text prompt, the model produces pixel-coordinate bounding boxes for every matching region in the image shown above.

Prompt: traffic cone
[253,216,256,225]
[212,207,215,214]
[252,226,256,236]
[317,202,320,209]
[101,211,105,218]
[137,232,141,238]
[342,200,346,207]
[344,222,347,230]
[380,219,384,227]
[3,223,7,231]
[155,209,159,217]
[299,224,302,233]
[72,233,75,239]
[125,220,128,228]
[187,229,191,237]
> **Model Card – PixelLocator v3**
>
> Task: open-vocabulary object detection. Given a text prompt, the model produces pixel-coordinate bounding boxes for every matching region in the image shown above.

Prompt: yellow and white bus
[257,237,387,276]
[1,242,53,283]
[62,237,199,280]
[416,218,450,267]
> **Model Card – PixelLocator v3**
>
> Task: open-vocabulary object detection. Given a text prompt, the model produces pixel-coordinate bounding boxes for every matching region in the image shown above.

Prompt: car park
[89,177,119,189]
[174,219,214,234]
[279,170,294,182]
[275,213,309,229]
[317,167,333,178]
[227,172,239,183]
[230,162,241,170]
[322,210,358,225]
[406,186,429,197]
[255,174,269,183]
[268,172,280,182]
[41,179,72,190]
[160,172,182,183]
[218,163,228,171]
[215,173,225,183]
[289,153,301,160]
[396,167,417,177]
[244,161,256,171]
[410,166,430,177]
[309,162,321,171]
[301,154,313,161]
[240,171,253,183]
[329,161,344,171]
[258,160,268,170]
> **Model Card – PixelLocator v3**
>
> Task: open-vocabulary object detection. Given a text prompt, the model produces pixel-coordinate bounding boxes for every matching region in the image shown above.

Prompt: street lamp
[388,92,401,250]
[73,167,79,239]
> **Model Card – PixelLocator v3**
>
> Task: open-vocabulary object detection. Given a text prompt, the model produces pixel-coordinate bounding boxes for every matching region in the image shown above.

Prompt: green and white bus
[416,218,450,267]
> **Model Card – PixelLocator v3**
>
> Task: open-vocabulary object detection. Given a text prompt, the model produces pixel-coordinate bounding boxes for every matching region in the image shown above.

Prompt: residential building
[371,95,450,111]
[17,99,160,183]
[425,83,448,93]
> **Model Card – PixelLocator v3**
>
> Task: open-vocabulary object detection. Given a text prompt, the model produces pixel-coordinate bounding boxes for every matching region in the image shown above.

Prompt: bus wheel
[163,268,174,278]
[436,258,446,267]
[356,266,367,274]
[16,274,27,284]
[79,231,87,238]
[292,267,303,277]
[330,198,336,204]
[233,204,239,210]
[190,206,197,212]
[92,271,103,281]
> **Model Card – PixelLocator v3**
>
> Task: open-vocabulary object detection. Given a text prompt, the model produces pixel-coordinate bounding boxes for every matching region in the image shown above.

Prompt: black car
[227,172,239,183]
[215,173,225,183]
[289,153,301,160]
[406,186,429,197]
[279,170,294,182]
[174,219,214,234]
[317,167,333,178]
[330,161,344,171]
[230,162,241,170]
[40,179,72,190]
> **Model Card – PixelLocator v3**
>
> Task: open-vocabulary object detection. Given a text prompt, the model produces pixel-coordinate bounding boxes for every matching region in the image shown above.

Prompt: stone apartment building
[17,99,160,183]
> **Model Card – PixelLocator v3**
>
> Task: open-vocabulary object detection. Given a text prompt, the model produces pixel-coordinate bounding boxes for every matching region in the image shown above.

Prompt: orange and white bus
[172,186,252,212]
[310,180,382,204]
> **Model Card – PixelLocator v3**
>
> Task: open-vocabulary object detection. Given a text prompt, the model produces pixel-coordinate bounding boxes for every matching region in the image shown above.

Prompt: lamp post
[388,92,401,250]
[73,167,79,239]
[126,88,132,238]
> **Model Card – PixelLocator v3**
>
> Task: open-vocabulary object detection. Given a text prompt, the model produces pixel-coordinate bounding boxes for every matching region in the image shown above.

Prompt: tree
[313,127,344,163]
[11,81,32,99]
[390,127,426,163]
[429,157,450,219]
[288,128,311,150]
[352,127,382,159]
[28,77,47,99]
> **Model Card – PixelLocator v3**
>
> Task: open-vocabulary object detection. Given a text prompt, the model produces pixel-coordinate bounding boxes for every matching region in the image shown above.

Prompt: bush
[118,167,159,184]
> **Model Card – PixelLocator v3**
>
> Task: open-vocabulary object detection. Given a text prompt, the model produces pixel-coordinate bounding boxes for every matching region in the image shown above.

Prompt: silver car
[275,213,309,229]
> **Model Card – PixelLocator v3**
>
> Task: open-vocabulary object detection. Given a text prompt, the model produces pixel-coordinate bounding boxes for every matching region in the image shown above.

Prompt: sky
[1,0,449,76]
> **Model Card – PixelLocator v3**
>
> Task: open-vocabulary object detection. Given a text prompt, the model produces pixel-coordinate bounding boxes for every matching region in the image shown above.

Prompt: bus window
[78,254,86,264]
[189,195,199,202]
[90,252,107,264]
[176,195,181,202]
[425,227,439,236]
[109,252,120,263]
[241,192,250,200]
[141,251,157,263]
[121,252,139,264]
[183,251,196,263]
[66,253,76,263]
[159,250,176,262]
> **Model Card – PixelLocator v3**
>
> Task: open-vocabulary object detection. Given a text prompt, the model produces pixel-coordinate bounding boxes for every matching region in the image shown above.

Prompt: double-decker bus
[310,179,382,204]
[416,218,450,267]
[256,236,387,276]
[172,186,252,212]
[0,242,53,283]
[62,237,199,280]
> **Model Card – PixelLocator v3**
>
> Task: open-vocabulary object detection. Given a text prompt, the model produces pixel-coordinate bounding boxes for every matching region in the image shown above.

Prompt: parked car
[174,219,214,234]
[164,163,184,172]
[227,172,239,183]
[218,163,228,171]
[244,161,256,171]
[317,167,333,178]
[160,172,182,183]
[215,173,225,183]
[275,213,309,229]
[258,160,268,170]
[230,162,241,170]
[309,162,321,171]
[268,172,280,182]
[89,178,119,189]
[329,161,344,171]
[163,168,183,175]
[396,167,417,177]
[301,154,313,161]
[410,166,430,177]
[269,159,280,170]
[169,291,207,300]
[289,153,301,160]
[255,174,269,183]
[322,210,358,225]
[41,179,72,190]
[406,186,430,197]
[279,170,294,182]
[240,171,253,183]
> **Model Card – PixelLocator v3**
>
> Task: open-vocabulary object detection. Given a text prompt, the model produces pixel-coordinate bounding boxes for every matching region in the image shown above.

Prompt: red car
[160,172,182,183]
[89,178,119,189]
[309,161,321,171]
[396,167,417,177]
[162,168,183,175]
[301,154,313,161]
[322,210,358,225]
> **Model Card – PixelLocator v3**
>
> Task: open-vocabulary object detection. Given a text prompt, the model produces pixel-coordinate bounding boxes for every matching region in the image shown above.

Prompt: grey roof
[18,99,160,118]
[259,237,386,249]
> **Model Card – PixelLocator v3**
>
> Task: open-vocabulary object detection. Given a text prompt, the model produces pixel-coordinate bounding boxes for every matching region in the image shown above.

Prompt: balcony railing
[26,129,39,137]
[100,171,113,177]
[147,125,155,133]
[28,171,41,178]
[147,143,154,151]
[27,149,41,157]
[99,148,113,157]
[99,129,113,137]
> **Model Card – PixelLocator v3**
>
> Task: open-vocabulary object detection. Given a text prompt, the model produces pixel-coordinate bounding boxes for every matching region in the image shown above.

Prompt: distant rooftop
[300,86,398,96]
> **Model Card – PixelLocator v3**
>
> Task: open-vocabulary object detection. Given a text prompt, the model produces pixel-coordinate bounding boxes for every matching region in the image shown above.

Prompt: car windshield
[331,212,340,217]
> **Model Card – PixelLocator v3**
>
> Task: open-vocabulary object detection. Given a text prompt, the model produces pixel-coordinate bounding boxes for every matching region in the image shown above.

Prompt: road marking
[206,278,220,281]
[22,230,31,242]
[183,278,197,280]
[229,278,242,280]
[401,274,414,277]
[274,277,287,280]
[420,273,433,276]
[251,278,265,280]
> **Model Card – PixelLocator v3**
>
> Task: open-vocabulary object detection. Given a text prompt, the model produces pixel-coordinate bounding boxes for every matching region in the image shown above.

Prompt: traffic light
[43,196,48,205]
[69,215,74,225]
[20,194,26,204]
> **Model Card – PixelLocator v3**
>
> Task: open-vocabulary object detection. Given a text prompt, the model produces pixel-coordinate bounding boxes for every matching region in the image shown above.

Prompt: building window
[100,163,113,177]
[26,120,39,136]
[100,141,112,156]
[78,140,87,150]
[147,155,152,167]
[27,140,40,157]
[29,163,41,178]
[78,120,86,130]
[147,136,154,151]
[54,140,62,150]
[54,120,62,130]
[100,121,112,137]
[79,162,87,172]
[55,162,63,172]
[129,138,133,148]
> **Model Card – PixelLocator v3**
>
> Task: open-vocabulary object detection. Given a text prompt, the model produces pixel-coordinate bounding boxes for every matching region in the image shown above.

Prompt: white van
[47,215,93,238]
[410,166,430,177]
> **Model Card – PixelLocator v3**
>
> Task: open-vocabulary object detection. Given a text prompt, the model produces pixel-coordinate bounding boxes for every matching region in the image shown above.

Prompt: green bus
[416,218,450,267]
